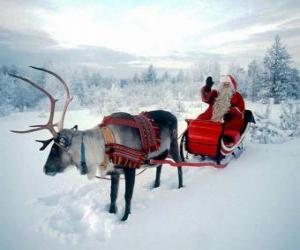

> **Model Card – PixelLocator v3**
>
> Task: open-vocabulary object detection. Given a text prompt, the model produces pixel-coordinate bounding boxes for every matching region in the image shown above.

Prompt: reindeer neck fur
[68,126,108,179]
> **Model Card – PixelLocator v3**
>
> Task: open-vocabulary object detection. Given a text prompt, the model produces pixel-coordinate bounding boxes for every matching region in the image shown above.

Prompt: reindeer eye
[58,136,69,147]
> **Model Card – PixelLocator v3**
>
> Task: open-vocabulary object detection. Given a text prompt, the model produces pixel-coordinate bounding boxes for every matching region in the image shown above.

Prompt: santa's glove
[223,113,231,121]
[205,76,214,91]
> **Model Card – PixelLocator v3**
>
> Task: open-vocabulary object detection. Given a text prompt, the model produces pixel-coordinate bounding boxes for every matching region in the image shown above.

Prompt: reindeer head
[9,66,84,176]
[43,126,83,176]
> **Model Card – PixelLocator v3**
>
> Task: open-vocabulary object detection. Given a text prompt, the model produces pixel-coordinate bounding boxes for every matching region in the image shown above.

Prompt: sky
[0,0,300,75]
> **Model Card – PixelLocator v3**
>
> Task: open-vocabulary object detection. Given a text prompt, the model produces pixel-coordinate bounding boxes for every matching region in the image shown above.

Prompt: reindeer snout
[44,162,60,176]
[44,166,57,176]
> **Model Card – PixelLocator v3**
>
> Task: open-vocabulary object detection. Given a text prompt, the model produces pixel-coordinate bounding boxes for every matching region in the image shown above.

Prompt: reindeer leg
[170,132,184,189]
[122,168,136,221]
[153,165,162,188]
[177,167,183,189]
[109,172,120,214]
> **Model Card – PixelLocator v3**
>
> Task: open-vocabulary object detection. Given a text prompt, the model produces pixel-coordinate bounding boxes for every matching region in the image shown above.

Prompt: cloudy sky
[0,0,300,74]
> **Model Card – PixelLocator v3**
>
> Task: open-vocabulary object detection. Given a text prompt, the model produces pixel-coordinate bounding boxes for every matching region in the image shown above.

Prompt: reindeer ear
[72,125,78,131]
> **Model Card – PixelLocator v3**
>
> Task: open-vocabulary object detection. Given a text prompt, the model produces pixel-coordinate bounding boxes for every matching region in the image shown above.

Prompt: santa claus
[198,75,245,132]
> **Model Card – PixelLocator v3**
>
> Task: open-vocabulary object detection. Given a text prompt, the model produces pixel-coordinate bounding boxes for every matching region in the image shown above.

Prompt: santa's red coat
[197,86,245,132]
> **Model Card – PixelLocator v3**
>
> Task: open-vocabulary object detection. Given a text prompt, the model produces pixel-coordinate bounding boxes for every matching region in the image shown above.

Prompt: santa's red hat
[221,75,237,91]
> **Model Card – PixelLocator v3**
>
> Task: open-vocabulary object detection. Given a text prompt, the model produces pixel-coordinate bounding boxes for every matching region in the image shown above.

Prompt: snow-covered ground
[0,108,299,250]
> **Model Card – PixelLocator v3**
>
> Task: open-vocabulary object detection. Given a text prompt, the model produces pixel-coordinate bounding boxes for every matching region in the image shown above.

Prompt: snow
[0,109,299,250]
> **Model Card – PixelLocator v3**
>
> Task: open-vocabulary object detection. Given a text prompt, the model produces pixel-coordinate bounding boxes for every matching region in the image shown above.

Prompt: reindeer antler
[29,66,73,131]
[9,66,73,137]
[8,73,59,137]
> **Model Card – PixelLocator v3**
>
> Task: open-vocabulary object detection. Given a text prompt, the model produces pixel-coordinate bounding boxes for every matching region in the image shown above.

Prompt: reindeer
[9,67,183,221]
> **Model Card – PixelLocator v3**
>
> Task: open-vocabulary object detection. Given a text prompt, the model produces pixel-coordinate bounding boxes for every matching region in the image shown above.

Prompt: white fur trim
[212,86,233,122]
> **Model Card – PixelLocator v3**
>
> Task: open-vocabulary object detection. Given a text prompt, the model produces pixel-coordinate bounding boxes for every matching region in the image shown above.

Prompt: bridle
[53,133,73,152]
[52,131,88,175]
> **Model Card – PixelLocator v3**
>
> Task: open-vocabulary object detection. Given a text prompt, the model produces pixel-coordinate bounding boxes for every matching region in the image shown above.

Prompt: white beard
[211,86,233,122]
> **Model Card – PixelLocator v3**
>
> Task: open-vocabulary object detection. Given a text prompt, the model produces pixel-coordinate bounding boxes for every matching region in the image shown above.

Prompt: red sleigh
[179,110,255,165]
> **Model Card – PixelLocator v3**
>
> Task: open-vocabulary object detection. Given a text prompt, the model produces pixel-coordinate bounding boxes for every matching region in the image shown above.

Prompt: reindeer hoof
[153,181,160,188]
[121,211,130,221]
[109,205,117,214]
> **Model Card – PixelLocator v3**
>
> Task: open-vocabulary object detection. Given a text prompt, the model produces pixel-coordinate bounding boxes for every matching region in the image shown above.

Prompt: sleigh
[179,110,255,165]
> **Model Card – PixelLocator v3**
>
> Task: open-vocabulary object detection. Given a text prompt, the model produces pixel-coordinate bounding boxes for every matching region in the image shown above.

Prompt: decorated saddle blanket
[99,112,160,168]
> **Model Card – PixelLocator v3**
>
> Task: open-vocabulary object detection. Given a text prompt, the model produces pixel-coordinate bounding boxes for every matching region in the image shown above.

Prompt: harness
[99,112,160,169]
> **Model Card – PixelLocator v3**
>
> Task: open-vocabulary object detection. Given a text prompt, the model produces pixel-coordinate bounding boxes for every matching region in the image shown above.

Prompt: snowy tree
[161,71,171,83]
[263,35,291,104]
[29,66,49,106]
[89,72,103,88]
[192,61,221,84]
[70,71,87,106]
[12,81,37,112]
[228,63,248,97]
[191,64,204,83]
[280,101,300,132]
[247,60,263,101]
[207,61,221,83]
[132,73,142,84]
[286,68,300,100]
[143,65,157,84]
[0,70,14,115]
[0,65,44,114]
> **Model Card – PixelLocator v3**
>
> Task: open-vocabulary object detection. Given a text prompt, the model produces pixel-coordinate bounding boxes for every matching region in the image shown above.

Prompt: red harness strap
[100,112,160,168]
[150,159,228,168]
[133,112,160,152]
[105,143,146,168]
[101,117,139,128]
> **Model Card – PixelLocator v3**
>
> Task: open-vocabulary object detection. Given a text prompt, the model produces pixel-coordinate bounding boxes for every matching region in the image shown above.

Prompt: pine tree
[143,65,157,84]
[0,68,14,115]
[70,71,86,106]
[0,65,41,113]
[90,72,102,88]
[161,71,170,83]
[247,60,263,101]
[263,35,291,104]
[132,73,141,84]
[287,68,300,100]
